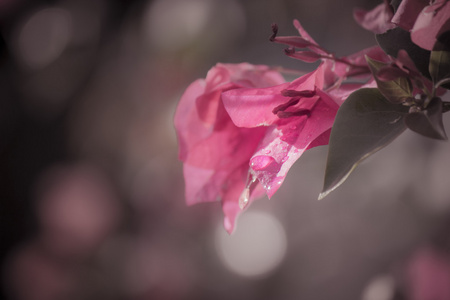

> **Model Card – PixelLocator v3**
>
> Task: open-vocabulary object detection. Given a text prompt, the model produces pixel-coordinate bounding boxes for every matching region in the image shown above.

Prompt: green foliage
[376,27,431,78]
[366,56,413,104]
[405,98,447,140]
[429,50,450,89]
[319,88,409,200]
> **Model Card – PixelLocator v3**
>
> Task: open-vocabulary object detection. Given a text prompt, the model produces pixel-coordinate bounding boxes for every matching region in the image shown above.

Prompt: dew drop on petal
[239,187,250,210]
[250,156,276,171]
[263,149,271,154]
[281,156,289,163]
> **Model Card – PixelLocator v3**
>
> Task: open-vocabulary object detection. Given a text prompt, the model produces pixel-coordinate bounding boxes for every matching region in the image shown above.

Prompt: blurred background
[1,0,450,299]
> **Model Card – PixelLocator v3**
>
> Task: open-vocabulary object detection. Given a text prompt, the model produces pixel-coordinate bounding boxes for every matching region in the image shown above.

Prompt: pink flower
[409,0,450,50]
[356,0,450,50]
[222,63,339,200]
[406,247,450,300]
[174,63,285,233]
[391,0,430,31]
[175,19,386,233]
[354,0,396,34]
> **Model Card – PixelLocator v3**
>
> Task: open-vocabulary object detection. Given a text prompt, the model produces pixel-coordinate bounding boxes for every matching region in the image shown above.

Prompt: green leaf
[376,27,431,78]
[429,50,450,87]
[319,88,409,200]
[366,56,413,104]
[405,97,447,140]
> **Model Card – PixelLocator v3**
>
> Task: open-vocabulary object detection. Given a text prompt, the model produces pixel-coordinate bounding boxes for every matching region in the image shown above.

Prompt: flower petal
[250,94,338,198]
[391,0,428,30]
[353,1,395,34]
[221,83,290,127]
[411,0,450,50]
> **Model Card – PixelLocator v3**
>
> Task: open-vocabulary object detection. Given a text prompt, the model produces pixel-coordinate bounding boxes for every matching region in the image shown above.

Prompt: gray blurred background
[1,0,450,299]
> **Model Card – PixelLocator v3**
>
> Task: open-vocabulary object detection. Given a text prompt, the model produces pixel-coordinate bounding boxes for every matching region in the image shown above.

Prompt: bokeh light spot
[16,7,72,69]
[215,211,287,278]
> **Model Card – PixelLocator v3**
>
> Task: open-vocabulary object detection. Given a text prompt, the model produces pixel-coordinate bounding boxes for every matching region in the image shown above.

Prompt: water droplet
[290,125,297,130]
[250,156,276,171]
[281,156,289,163]
[239,187,250,210]
[263,149,271,154]
[280,136,287,141]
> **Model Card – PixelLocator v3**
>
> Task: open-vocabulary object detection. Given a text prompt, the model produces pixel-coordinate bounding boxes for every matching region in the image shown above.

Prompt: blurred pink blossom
[36,164,121,256]
[406,247,450,300]
[355,0,450,50]
[353,0,396,34]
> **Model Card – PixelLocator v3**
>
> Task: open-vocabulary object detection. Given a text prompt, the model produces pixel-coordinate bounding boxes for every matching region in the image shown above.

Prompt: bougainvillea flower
[176,17,389,233]
[410,0,450,50]
[353,0,395,34]
[406,247,450,300]
[222,63,339,199]
[357,0,450,50]
[174,63,285,233]
[391,0,429,30]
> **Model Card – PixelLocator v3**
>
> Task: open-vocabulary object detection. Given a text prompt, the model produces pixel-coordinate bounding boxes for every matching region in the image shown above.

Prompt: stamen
[281,89,316,97]
[270,23,278,41]
[272,98,300,114]
[284,47,295,55]
[276,109,311,118]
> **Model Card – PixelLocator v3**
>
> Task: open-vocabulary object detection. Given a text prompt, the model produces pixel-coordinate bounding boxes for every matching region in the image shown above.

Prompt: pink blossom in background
[36,165,121,256]
[174,63,285,233]
[410,0,450,50]
[391,0,429,30]
[353,0,396,34]
[355,0,450,50]
[406,247,450,300]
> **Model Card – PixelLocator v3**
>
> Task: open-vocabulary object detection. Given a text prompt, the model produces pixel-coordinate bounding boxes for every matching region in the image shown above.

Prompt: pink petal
[292,19,328,55]
[271,35,316,49]
[220,63,286,88]
[391,0,429,30]
[250,94,338,198]
[353,1,395,34]
[183,164,224,205]
[221,167,265,234]
[174,79,210,161]
[327,79,377,105]
[411,0,450,50]
[223,65,325,128]
[284,50,322,62]
[221,83,290,127]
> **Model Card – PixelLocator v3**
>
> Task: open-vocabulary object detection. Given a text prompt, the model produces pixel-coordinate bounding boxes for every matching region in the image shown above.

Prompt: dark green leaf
[443,101,450,113]
[366,56,413,104]
[376,27,431,78]
[429,50,450,87]
[405,98,447,140]
[319,88,409,200]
